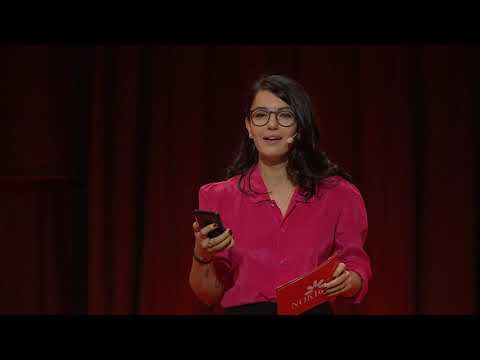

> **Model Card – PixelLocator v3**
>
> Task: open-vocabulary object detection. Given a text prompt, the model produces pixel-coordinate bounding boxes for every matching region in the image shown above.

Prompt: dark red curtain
[0,46,91,313]
[1,45,478,314]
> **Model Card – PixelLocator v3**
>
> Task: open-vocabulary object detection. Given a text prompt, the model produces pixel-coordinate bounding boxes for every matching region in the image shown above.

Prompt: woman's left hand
[322,262,362,298]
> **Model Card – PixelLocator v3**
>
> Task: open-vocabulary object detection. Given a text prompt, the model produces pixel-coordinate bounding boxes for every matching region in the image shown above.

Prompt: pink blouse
[198,164,371,309]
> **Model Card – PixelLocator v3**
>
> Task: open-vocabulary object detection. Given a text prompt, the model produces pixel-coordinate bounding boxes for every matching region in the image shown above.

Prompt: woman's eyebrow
[251,106,291,110]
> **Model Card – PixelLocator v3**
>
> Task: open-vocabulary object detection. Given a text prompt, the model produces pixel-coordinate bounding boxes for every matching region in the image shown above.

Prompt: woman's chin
[258,152,288,165]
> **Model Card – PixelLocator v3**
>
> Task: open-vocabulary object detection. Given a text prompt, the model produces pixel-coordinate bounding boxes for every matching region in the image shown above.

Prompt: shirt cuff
[345,265,370,304]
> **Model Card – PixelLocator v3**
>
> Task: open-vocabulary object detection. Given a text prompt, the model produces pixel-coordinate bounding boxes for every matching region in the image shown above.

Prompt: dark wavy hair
[226,74,352,200]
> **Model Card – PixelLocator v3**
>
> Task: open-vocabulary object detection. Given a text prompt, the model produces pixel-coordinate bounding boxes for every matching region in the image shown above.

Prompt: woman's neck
[257,157,293,190]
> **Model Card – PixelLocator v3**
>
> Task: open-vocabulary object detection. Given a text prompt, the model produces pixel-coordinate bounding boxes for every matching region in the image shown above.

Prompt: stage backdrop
[0,45,477,314]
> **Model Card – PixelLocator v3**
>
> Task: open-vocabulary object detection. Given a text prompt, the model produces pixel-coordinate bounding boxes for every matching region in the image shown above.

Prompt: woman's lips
[263,136,282,144]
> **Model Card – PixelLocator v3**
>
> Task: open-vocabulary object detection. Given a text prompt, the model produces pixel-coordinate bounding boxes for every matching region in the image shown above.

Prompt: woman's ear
[245,117,252,138]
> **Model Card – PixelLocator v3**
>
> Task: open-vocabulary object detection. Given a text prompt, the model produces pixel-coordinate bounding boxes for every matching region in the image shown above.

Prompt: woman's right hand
[193,222,235,262]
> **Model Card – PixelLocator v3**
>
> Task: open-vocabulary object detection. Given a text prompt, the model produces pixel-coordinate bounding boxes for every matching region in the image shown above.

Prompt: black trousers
[223,301,333,315]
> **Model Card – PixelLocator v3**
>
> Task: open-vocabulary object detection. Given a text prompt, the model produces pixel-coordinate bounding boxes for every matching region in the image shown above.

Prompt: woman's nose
[266,114,279,129]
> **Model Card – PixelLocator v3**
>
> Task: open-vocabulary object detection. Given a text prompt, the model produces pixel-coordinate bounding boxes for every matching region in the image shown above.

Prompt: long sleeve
[333,186,372,304]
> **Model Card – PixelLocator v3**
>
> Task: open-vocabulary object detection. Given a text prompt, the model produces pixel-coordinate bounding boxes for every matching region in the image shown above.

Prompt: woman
[189,75,371,315]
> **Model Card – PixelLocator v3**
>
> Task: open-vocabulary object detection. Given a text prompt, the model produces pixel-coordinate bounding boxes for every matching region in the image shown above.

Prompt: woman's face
[245,90,297,164]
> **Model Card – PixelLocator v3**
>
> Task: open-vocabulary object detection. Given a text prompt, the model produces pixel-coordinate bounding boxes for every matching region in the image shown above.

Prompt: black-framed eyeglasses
[249,107,296,127]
